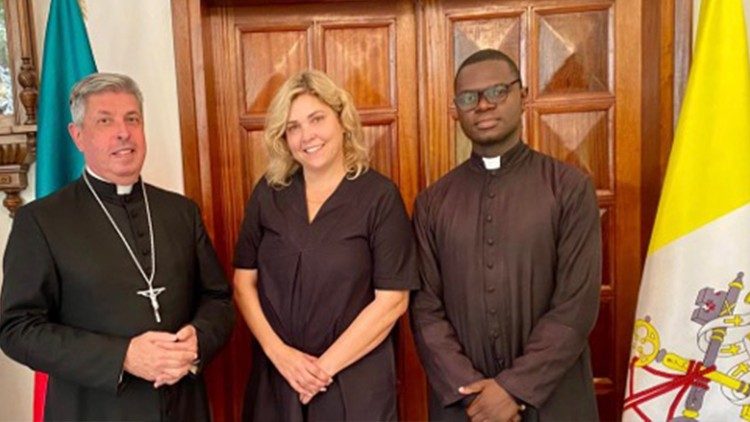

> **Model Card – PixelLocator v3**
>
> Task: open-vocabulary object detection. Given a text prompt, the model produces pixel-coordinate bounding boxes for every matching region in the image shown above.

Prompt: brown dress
[410,142,601,421]
[234,169,418,421]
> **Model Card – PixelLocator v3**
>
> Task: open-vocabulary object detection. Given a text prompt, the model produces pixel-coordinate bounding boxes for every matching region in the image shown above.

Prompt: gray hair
[69,72,144,125]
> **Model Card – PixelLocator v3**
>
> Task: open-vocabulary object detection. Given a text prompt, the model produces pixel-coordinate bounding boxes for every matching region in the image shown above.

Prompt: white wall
[0,1,182,420]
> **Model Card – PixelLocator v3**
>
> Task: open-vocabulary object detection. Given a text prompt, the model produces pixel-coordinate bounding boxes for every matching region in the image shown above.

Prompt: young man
[0,73,234,420]
[411,49,601,421]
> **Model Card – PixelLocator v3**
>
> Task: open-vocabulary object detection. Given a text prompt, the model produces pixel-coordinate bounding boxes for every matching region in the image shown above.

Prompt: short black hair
[454,49,521,91]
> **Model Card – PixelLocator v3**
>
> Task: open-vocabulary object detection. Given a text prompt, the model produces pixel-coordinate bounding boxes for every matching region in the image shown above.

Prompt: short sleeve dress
[234,169,418,421]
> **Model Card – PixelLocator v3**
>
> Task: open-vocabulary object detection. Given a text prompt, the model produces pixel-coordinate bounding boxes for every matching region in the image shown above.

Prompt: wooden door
[172,1,426,420]
[172,0,668,420]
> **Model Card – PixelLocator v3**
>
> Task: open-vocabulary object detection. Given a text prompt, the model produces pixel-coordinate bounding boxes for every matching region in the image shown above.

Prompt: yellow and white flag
[623,0,750,421]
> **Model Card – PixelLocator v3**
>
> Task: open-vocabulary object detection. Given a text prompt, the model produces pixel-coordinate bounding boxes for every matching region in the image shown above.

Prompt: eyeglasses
[453,79,521,111]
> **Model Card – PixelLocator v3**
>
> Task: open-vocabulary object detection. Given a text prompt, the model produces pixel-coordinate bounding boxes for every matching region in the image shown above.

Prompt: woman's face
[284,93,346,176]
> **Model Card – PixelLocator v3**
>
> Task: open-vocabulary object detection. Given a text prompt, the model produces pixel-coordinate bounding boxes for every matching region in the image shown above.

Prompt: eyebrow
[92,110,141,116]
[457,83,507,94]
[287,109,326,125]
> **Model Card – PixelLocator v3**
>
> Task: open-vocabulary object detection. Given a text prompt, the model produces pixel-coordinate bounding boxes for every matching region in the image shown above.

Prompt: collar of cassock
[469,140,529,174]
[84,168,144,202]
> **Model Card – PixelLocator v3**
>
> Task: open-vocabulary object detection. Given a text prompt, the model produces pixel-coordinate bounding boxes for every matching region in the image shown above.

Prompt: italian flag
[34,0,96,419]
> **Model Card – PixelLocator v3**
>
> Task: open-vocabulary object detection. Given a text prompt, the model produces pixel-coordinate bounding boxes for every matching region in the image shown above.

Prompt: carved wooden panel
[532,106,614,192]
[453,15,523,72]
[238,28,311,114]
[535,6,612,96]
[322,24,394,109]
[239,129,269,195]
[363,123,395,176]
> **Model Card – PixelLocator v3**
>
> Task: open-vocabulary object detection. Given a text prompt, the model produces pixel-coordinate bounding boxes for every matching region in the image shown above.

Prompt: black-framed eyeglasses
[453,79,521,111]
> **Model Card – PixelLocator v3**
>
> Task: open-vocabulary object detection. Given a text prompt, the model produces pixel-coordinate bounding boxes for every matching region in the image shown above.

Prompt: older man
[0,73,234,421]
[411,49,601,421]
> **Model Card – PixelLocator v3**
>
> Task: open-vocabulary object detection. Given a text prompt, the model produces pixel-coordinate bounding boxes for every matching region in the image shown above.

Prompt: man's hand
[152,325,200,387]
[123,327,199,388]
[459,379,521,422]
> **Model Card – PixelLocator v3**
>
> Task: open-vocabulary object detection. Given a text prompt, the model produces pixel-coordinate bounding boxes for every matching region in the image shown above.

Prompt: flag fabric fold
[36,0,97,198]
[33,0,97,420]
[623,0,750,421]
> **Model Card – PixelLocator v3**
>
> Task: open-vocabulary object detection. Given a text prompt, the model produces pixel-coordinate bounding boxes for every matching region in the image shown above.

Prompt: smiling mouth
[303,144,323,154]
[112,148,135,157]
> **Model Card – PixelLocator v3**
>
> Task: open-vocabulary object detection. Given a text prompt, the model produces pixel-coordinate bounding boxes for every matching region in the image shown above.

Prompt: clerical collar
[85,166,135,195]
[482,156,501,170]
[469,141,529,173]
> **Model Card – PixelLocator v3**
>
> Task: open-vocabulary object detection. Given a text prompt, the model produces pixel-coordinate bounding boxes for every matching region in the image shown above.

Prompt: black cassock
[0,175,234,421]
[234,169,418,421]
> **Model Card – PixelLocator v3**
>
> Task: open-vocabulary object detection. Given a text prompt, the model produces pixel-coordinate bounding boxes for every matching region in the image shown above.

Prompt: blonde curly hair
[263,70,369,188]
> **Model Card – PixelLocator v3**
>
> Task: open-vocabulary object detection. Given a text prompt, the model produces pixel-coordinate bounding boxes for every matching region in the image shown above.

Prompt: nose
[299,123,315,143]
[115,119,130,141]
[475,94,496,112]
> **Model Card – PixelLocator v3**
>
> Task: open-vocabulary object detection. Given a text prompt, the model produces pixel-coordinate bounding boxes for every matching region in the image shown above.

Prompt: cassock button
[137,230,145,238]
[486,262,494,269]
[487,238,495,245]
[142,248,150,256]
[490,331,499,338]
[488,308,497,314]
[486,285,495,293]
[488,192,496,198]
[485,215,493,223]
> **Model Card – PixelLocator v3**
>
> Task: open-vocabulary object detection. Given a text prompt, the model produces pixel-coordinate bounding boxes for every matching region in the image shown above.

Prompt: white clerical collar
[85,166,135,195]
[482,156,501,170]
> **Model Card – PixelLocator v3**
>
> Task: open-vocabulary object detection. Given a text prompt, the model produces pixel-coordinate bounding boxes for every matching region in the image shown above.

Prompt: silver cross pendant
[137,286,166,323]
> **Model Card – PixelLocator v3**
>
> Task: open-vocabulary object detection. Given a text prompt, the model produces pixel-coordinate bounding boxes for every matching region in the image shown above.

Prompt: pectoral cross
[137,286,166,323]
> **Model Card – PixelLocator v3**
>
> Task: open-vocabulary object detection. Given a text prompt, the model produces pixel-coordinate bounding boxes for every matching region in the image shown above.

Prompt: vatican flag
[622,0,750,421]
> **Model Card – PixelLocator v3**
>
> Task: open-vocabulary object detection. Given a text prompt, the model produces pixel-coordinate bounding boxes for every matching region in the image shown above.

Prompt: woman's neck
[303,162,347,190]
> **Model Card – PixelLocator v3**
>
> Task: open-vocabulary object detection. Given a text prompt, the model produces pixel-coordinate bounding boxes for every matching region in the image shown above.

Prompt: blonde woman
[233,70,417,421]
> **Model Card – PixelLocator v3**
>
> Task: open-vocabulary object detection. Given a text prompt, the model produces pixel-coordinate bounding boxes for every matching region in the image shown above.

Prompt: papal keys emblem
[625,272,750,421]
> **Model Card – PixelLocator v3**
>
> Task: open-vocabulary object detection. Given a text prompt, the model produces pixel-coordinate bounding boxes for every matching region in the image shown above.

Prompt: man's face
[453,60,525,148]
[68,91,146,185]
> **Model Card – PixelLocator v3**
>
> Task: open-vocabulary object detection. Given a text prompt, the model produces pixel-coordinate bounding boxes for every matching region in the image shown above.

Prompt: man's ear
[450,106,459,121]
[68,122,84,152]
